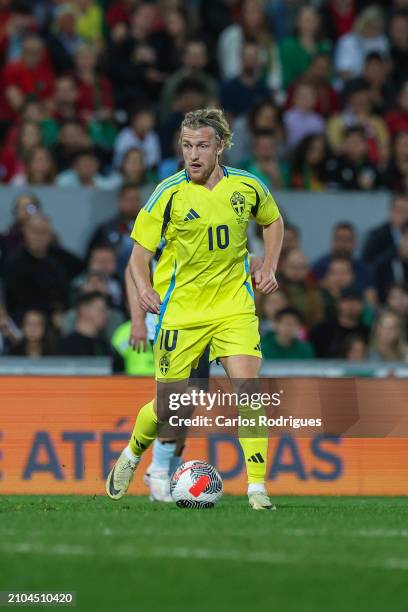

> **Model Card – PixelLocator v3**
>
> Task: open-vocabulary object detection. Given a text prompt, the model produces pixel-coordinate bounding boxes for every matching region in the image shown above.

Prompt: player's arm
[255,216,284,294]
[125,264,149,351]
[129,183,175,314]
[128,243,161,314]
[250,181,284,295]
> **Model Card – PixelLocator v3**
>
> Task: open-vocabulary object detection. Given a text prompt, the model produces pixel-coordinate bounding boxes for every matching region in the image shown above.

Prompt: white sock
[248,483,266,495]
[151,440,176,474]
[124,445,139,464]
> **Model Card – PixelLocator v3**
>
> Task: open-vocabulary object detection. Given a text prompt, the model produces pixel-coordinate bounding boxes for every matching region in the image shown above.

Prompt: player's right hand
[129,319,149,352]
[139,287,162,314]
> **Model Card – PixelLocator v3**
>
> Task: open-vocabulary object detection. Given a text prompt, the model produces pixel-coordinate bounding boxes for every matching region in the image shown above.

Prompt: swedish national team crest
[230,191,245,216]
[159,354,170,376]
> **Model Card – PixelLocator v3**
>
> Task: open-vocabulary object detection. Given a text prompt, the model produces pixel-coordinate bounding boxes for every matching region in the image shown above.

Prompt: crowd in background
[0,0,408,369]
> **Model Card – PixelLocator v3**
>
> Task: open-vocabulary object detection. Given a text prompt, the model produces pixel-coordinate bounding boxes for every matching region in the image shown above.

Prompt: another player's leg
[106,399,159,500]
[144,348,211,499]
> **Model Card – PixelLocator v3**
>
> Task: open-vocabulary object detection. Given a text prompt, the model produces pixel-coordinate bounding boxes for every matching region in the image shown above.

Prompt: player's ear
[217,139,225,158]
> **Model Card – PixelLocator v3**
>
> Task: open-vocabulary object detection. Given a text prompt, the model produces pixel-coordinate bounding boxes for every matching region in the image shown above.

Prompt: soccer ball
[170,460,223,508]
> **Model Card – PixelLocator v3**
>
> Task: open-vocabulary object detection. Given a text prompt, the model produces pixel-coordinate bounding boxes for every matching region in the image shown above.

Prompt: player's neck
[198,164,224,191]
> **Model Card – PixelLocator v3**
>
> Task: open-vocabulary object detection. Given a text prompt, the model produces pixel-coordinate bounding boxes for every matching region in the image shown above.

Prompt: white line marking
[1,542,408,572]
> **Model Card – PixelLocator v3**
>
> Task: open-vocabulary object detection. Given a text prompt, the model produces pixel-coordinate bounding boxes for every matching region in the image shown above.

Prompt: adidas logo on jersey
[247,453,265,464]
[184,209,200,221]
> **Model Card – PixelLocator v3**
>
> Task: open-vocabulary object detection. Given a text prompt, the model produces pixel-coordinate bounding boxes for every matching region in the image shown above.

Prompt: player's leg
[212,316,272,510]
[144,337,210,501]
[106,327,208,500]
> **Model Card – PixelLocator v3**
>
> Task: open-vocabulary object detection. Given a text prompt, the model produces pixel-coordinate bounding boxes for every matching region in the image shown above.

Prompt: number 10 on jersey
[208,225,229,250]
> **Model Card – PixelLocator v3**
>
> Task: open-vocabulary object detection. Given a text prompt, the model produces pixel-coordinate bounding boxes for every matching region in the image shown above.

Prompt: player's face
[181,127,224,183]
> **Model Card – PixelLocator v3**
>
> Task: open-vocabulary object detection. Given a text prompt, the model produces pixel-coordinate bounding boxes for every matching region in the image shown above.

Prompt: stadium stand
[0,0,407,370]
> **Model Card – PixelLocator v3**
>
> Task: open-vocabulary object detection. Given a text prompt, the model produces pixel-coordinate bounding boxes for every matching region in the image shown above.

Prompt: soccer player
[106,108,284,509]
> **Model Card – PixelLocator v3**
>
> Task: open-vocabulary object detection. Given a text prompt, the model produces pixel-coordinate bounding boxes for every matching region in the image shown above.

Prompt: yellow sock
[129,400,159,457]
[238,404,268,484]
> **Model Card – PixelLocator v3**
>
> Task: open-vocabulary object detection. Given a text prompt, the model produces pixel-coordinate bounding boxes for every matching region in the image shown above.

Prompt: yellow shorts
[153,314,261,381]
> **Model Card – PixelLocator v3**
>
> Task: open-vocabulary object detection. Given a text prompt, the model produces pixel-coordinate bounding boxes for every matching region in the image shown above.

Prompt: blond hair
[370,310,407,361]
[181,108,233,149]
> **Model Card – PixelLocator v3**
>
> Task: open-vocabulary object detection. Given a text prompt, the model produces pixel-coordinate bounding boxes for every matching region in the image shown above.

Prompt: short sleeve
[252,183,280,226]
[131,187,172,252]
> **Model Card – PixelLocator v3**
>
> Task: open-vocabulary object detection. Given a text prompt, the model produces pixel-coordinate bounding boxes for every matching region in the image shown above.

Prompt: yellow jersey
[131,166,280,333]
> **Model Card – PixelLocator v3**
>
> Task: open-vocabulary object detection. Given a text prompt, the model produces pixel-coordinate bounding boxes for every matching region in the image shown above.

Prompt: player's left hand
[254,267,279,294]
[250,256,263,275]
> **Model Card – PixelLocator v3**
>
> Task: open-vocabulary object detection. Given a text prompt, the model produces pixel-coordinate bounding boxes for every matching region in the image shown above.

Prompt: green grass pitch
[0,495,407,612]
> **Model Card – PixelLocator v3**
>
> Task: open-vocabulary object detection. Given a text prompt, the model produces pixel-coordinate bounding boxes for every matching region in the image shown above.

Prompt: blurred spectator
[63,271,124,341]
[218,0,282,94]
[289,133,330,190]
[59,291,124,372]
[283,82,325,151]
[0,120,43,183]
[53,75,78,123]
[326,80,390,165]
[362,194,408,264]
[384,131,408,192]
[361,52,394,114]
[74,43,114,126]
[45,3,82,74]
[87,183,141,277]
[385,81,408,137]
[265,0,302,41]
[52,119,92,172]
[278,248,324,328]
[386,282,408,338]
[0,3,37,66]
[113,106,161,169]
[228,99,284,167]
[312,222,375,294]
[107,2,166,109]
[374,221,408,302]
[159,77,208,158]
[8,309,58,357]
[243,129,287,189]
[4,213,83,319]
[2,34,55,120]
[0,303,21,354]
[258,288,288,334]
[104,147,152,192]
[111,320,155,375]
[369,310,408,361]
[280,222,301,263]
[75,0,103,45]
[221,42,270,118]
[388,11,408,89]
[160,8,189,73]
[334,6,389,83]
[14,99,59,147]
[159,40,218,123]
[1,191,41,257]
[339,333,368,361]
[325,125,384,191]
[12,146,56,186]
[285,53,339,118]
[157,130,183,181]
[106,0,138,29]
[279,5,331,89]
[321,0,357,42]
[261,306,315,360]
[71,244,123,309]
[56,148,109,188]
[310,285,370,358]
[319,255,355,320]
